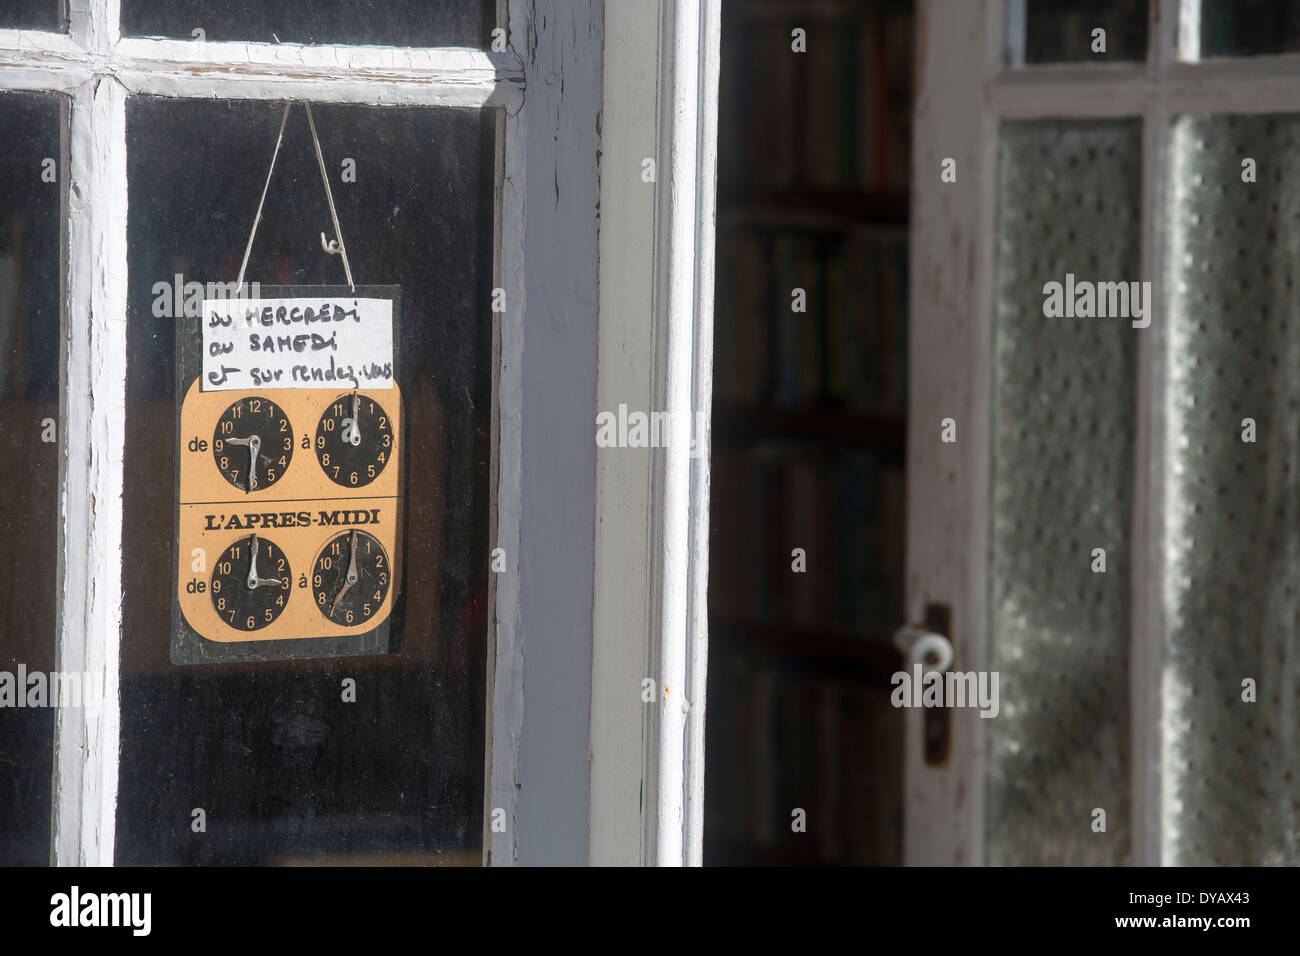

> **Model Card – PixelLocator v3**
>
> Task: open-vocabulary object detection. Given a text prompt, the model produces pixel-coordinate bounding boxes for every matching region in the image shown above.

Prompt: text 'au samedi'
[201,297,395,391]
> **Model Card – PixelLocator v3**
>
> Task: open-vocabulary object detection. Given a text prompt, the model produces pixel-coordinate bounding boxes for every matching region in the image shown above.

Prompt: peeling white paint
[54,63,127,868]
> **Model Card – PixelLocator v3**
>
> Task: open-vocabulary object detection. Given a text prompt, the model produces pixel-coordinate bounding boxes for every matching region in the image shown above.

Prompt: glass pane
[721,5,914,192]
[0,92,62,866]
[0,0,63,31]
[1197,0,1300,57]
[1165,113,1300,865]
[122,0,497,47]
[1008,0,1147,65]
[119,99,495,864]
[987,119,1141,865]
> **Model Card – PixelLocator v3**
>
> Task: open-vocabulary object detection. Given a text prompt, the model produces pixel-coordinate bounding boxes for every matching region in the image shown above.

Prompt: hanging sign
[201,295,395,391]
[171,285,406,664]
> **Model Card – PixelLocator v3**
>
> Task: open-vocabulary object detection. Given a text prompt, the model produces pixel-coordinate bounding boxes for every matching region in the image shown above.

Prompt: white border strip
[655,0,717,868]
[681,0,719,869]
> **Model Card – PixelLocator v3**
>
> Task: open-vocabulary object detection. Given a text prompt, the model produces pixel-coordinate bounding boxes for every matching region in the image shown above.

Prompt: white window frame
[1,0,716,868]
[909,0,1300,866]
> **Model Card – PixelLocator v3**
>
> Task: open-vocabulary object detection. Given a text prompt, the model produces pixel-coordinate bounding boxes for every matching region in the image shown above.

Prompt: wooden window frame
[0,0,717,867]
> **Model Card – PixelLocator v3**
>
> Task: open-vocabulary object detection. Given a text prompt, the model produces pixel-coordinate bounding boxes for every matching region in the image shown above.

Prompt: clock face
[210,534,292,632]
[212,396,294,492]
[311,530,392,627]
[315,391,394,488]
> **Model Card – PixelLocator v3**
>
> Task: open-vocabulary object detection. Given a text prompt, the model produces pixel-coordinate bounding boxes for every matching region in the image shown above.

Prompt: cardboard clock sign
[171,285,405,664]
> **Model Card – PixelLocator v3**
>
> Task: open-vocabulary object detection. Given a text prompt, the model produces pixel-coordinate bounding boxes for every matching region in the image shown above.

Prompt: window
[909,0,1300,865]
[0,1,719,867]
[0,0,516,868]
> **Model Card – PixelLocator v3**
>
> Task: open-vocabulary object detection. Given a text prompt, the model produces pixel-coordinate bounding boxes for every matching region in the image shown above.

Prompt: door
[907,0,1300,866]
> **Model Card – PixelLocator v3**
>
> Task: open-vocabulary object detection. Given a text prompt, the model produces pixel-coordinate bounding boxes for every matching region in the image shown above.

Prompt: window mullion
[69,0,119,54]
[1127,0,1182,870]
[111,40,522,108]
[0,31,93,92]
[52,74,127,868]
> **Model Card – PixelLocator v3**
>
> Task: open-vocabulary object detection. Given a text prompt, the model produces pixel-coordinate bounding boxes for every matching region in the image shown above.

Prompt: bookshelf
[719,186,909,233]
[705,0,914,867]
[711,618,900,682]
[714,404,905,455]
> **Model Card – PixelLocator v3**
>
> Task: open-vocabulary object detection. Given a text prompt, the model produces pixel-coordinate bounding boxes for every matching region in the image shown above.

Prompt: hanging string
[235,101,356,294]
[305,103,355,292]
[236,102,291,294]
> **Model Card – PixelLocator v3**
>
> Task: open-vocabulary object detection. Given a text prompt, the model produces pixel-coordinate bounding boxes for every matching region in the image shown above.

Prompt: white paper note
[201,296,394,391]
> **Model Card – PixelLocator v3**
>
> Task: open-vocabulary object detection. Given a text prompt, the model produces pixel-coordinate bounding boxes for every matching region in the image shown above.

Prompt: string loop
[236,102,355,293]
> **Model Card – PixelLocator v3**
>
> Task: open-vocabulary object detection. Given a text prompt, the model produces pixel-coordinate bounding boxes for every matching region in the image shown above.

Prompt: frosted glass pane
[987,120,1140,865]
[1164,114,1300,865]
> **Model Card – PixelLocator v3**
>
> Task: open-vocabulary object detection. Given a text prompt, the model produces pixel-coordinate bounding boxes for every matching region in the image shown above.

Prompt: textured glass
[0,0,63,31]
[118,100,495,864]
[1011,0,1148,65]
[0,92,62,866]
[122,0,496,47]
[1164,114,1300,865]
[987,120,1140,865]
[1198,0,1300,58]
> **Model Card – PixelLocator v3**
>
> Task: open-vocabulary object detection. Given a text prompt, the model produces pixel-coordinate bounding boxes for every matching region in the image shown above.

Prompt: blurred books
[706,0,914,866]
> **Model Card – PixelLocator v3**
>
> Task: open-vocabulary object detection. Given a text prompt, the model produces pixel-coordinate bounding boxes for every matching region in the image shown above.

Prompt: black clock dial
[212,396,294,492]
[210,533,292,632]
[312,529,391,626]
[315,391,393,488]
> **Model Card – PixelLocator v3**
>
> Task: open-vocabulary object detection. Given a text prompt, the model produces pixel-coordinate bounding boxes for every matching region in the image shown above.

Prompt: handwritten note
[201,297,394,392]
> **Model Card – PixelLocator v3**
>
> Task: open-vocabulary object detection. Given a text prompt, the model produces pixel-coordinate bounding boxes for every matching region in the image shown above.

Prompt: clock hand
[224,434,262,492]
[341,391,361,447]
[246,434,261,491]
[245,534,283,589]
[245,534,260,589]
[329,530,361,615]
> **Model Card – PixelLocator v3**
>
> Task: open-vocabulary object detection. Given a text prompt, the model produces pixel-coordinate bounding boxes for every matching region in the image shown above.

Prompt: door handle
[893,603,954,766]
[892,625,953,674]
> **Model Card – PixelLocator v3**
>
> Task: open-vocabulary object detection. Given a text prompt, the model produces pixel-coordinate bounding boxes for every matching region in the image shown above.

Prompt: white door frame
[590,0,719,867]
[0,0,716,868]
